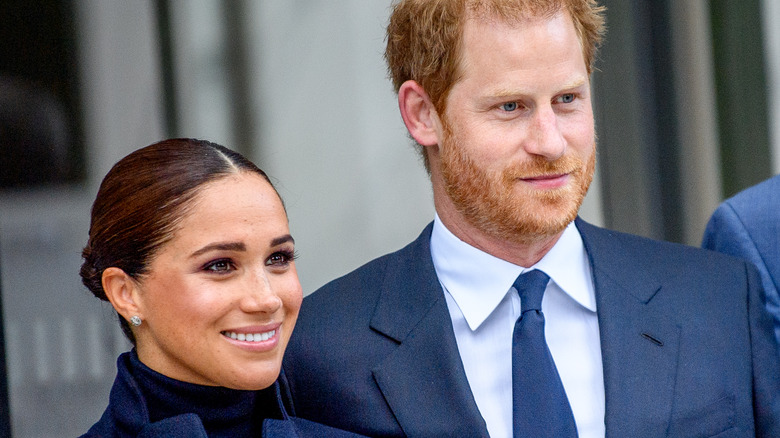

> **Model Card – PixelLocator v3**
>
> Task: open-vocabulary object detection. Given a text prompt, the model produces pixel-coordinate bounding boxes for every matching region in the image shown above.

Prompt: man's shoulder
[576,218,749,274]
[576,218,698,255]
[721,174,780,218]
[576,219,761,323]
[702,175,780,261]
[302,223,434,312]
[732,174,780,200]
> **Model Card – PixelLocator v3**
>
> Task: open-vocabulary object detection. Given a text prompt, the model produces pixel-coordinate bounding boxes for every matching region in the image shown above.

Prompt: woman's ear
[398,80,442,147]
[102,267,142,322]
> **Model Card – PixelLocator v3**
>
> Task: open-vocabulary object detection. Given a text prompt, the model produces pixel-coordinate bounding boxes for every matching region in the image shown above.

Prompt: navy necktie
[512,269,578,437]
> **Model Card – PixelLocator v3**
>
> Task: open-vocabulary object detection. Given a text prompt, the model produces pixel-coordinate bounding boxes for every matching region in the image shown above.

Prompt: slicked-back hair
[80,138,279,344]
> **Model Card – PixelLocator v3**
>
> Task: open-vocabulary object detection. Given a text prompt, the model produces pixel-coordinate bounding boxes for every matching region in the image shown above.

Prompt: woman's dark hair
[80,138,279,344]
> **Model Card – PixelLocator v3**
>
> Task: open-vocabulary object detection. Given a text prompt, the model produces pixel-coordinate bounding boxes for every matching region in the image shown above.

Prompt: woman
[79,139,360,437]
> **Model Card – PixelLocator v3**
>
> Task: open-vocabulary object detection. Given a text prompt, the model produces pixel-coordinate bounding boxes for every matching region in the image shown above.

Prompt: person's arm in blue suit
[702,181,780,348]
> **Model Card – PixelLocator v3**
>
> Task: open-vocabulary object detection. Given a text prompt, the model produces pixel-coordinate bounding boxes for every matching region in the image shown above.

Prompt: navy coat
[82,352,364,437]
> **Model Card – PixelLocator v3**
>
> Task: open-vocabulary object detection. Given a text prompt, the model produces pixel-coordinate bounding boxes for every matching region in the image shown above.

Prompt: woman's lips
[221,329,276,342]
[220,324,281,351]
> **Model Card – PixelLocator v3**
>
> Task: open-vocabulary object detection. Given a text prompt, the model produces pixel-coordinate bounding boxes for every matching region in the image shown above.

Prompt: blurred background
[0,0,778,436]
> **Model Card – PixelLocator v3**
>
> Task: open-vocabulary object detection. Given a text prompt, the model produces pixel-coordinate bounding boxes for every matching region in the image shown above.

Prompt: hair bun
[80,244,107,301]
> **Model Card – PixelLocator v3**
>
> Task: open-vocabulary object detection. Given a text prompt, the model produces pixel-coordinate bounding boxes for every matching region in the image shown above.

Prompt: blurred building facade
[0,0,778,436]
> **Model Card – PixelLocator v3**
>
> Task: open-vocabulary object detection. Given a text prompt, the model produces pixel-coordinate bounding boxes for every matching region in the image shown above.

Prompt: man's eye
[500,102,518,112]
[558,94,575,103]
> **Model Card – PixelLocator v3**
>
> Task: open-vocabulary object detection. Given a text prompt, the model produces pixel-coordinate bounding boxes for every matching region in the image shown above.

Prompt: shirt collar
[430,215,596,331]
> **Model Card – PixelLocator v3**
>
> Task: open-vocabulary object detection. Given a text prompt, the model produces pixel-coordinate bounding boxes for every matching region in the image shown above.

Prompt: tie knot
[513,269,550,313]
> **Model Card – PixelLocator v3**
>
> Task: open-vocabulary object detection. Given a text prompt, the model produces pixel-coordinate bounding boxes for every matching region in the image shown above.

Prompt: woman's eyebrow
[190,242,246,258]
[270,234,295,247]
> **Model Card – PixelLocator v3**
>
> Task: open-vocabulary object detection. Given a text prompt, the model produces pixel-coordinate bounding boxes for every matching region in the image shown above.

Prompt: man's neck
[435,209,566,268]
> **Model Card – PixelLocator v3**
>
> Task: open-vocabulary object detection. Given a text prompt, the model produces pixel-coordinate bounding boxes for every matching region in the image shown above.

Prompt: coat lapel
[369,223,489,438]
[577,219,681,436]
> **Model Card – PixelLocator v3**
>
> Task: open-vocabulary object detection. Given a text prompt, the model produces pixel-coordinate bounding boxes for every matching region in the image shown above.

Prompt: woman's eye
[500,102,518,112]
[204,259,234,273]
[266,250,296,267]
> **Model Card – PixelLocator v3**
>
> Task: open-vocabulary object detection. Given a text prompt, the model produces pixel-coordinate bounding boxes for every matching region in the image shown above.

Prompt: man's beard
[438,122,595,246]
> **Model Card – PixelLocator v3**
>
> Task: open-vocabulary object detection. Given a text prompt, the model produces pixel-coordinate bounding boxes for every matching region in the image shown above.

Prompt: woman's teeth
[222,330,275,342]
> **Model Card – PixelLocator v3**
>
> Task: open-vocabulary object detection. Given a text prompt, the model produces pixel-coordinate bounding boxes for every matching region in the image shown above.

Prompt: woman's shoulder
[81,414,208,438]
[263,417,368,437]
[80,352,210,437]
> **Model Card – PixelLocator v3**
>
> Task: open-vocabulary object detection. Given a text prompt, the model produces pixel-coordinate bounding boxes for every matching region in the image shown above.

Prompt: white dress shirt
[430,216,605,438]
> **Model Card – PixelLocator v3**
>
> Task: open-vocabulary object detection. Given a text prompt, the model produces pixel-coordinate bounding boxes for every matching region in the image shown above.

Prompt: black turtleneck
[83,350,364,437]
[127,350,283,437]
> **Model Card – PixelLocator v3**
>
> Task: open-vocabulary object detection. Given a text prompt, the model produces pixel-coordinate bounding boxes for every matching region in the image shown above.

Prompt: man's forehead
[457,9,585,72]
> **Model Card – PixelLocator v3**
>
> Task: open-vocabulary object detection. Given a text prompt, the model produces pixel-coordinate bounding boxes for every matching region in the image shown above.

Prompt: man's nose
[523,105,566,160]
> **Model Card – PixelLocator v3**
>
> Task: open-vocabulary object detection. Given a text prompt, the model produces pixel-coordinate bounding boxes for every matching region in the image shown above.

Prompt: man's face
[433,11,596,245]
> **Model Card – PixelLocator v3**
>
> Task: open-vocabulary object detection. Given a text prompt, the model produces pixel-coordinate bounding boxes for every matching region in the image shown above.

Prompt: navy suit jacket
[702,174,780,346]
[284,219,780,437]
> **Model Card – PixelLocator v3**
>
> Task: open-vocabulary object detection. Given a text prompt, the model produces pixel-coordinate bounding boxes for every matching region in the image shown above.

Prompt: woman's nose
[239,269,283,314]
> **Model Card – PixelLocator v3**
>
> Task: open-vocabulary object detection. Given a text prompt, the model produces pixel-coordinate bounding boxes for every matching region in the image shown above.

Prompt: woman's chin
[220,362,283,391]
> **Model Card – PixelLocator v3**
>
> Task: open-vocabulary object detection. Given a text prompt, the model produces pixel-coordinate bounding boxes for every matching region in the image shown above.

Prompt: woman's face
[132,172,302,390]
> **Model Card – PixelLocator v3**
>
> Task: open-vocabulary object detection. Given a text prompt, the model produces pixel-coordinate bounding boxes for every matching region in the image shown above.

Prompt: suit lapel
[367,220,682,436]
[369,224,489,438]
[577,219,681,436]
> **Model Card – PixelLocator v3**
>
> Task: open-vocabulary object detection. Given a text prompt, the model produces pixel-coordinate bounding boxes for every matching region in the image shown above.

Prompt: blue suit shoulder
[283,224,439,436]
[719,174,780,218]
[703,175,780,251]
[298,223,433,320]
[577,217,753,283]
[701,174,780,349]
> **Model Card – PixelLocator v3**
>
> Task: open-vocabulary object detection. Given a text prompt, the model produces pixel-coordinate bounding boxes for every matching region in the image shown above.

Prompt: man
[702,174,780,347]
[283,1,780,436]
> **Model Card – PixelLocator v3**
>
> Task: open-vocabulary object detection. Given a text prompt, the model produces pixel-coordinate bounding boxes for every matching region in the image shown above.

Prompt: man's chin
[503,199,581,244]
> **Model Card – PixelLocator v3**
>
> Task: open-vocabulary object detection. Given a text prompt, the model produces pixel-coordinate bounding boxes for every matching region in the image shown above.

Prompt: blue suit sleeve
[745,261,780,436]
[703,202,780,346]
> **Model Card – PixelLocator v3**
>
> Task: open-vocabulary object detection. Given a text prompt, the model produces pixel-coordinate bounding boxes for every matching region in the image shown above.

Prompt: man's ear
[398,80,442,147]
[102,267,142,322]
